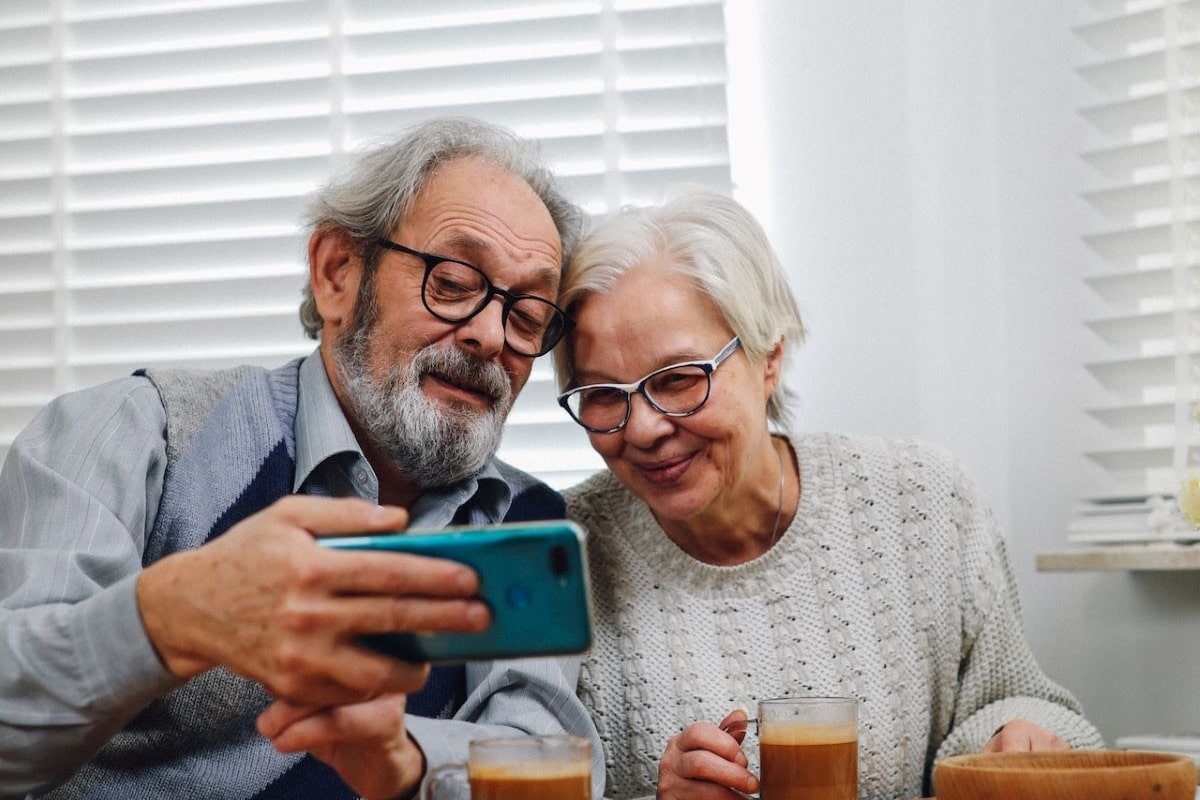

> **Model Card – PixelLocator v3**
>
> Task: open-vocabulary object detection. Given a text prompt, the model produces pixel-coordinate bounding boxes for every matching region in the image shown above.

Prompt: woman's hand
[981,719,1069,752]
[657,710,758,800]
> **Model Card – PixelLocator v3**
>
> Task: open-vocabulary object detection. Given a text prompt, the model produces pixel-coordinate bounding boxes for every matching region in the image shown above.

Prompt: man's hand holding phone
[136,496,491,708]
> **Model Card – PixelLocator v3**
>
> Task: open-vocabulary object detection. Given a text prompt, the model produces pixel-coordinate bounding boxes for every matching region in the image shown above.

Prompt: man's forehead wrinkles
[414,226,561,280]
[422,212,559,260]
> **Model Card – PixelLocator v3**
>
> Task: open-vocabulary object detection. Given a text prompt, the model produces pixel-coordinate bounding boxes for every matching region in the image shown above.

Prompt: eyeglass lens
[566,364,712,432]
[424,260,564,356]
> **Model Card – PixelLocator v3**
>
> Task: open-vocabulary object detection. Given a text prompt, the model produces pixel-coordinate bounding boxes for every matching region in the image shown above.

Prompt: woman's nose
[622,392,674,444]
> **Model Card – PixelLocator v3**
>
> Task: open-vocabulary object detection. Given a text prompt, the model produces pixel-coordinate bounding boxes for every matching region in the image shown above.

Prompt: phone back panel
[321,520,592,663]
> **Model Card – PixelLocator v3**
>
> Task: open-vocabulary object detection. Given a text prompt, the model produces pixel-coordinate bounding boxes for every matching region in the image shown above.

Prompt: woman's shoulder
[791,431,963,471]
[790,431,980,506]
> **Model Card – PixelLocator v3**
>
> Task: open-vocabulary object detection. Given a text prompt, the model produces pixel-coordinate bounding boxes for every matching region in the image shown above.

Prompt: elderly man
[0,117,601,800]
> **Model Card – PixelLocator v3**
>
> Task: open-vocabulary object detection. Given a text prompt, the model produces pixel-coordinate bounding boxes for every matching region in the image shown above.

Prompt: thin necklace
[768,437,787,548]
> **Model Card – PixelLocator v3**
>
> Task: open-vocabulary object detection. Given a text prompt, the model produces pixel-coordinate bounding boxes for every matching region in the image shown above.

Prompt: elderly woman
[553,189,1103,800]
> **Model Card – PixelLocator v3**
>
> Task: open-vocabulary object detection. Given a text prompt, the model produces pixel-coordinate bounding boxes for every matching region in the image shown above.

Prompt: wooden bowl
[933,750,1198,800]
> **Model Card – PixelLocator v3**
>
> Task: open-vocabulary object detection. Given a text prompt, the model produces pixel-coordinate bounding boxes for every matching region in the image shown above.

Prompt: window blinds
[1072,0,1200,541]
[0,0,732,489]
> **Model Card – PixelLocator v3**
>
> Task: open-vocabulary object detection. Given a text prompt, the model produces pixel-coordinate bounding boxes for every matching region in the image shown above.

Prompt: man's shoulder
[58,373,160,404]
[137,359,301,400]
[136,359,303,465]
[136,359,303,417]
[28,374,165,435]
[138,364,266,415]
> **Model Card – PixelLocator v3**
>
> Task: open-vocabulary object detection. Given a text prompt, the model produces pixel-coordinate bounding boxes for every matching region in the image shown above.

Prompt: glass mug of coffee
[757,696,858,800]
[420,734,592,800]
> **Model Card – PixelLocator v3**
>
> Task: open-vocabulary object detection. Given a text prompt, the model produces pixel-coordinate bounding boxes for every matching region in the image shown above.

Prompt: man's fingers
[272,495,409,536]
[318,549,480,597]
[257,699,321,739]
[262,597,489,703]
[260,695,409,753]
[320,595,491,635]
[260,644,432,707]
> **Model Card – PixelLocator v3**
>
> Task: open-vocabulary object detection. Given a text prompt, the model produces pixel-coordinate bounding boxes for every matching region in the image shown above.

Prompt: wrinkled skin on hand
[259,693,424,800]
[657,709,758,800]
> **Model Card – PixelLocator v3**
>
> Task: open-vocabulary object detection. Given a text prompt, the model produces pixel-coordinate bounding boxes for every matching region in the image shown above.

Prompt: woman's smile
[633,452,696,485]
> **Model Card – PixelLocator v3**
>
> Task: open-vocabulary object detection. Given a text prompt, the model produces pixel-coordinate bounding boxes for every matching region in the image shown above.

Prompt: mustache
[410,345,511,404]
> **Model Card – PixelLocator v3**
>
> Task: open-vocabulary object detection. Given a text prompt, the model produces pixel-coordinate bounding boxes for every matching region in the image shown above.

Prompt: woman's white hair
[554,187,805,428]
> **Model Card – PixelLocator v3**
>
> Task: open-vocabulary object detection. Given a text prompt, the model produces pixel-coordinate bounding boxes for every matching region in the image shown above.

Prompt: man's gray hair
[553,187,805,428]
[299,117,584,339]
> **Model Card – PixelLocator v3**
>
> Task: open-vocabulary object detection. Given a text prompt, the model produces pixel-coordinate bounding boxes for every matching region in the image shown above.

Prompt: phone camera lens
[549,544,570,576]
[505,585,532,609]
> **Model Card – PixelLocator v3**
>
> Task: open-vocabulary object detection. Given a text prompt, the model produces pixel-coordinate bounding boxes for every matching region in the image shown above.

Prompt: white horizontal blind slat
[53,0,323,402]
[1072,0,1200,540]
[0,0,732,486]
[0,5,54,461]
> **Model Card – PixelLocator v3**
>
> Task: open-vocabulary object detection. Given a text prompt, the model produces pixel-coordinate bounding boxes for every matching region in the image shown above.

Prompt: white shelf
[1036,542,1200,571]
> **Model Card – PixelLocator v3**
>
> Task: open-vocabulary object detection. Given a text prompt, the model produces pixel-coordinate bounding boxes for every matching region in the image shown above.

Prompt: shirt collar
[293,348,512,521]
[294,349,366,494]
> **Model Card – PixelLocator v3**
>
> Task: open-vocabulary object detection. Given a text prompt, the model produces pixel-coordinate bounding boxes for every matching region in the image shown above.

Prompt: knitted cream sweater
[565,433,1103,800]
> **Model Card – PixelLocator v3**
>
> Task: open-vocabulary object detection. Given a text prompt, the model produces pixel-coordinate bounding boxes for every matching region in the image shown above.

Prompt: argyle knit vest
[41,359,564,800]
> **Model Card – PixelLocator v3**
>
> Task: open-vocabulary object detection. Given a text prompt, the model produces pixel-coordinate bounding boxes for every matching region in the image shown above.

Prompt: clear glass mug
[420,734,592,800]
[755,696,859,800]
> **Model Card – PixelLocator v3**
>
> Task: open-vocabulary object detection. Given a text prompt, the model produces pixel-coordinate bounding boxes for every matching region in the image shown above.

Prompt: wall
[726,0,1200,745]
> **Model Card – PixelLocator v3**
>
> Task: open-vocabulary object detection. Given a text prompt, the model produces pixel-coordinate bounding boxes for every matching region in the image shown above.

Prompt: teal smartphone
[319,519,593,663]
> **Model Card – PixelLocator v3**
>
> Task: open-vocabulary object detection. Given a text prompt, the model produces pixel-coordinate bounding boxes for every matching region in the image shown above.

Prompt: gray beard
[334,322,515,489]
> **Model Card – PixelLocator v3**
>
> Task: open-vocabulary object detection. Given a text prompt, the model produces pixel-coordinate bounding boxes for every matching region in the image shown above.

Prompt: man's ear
[309,227,360,332]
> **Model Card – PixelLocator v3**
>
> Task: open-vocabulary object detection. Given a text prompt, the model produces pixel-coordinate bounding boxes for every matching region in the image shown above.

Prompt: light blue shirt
[0,352,602,798]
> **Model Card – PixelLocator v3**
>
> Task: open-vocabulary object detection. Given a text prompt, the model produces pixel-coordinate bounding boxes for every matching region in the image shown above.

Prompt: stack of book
[1069,498,1200,545]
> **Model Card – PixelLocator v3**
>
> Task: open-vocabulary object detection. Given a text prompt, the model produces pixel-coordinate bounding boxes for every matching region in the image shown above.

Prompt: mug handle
[419,762,470,800]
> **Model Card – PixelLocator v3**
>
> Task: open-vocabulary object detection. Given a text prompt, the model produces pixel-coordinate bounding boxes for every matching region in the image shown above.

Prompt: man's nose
[453,295,507,359]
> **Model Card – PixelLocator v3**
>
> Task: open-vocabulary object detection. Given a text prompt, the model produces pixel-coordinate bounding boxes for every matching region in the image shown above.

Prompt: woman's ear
[763,338,785,401]
[308,228,360,333]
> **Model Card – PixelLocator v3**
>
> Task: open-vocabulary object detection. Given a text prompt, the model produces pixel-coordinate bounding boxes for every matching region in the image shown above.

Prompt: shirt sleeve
[932,464,1105,762]
[0,378,181,795]
[407,655,607,800]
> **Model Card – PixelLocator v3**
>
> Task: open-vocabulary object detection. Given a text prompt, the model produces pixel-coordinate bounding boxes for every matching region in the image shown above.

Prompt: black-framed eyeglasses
[376,238,571,357]
[557,337,742,434]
